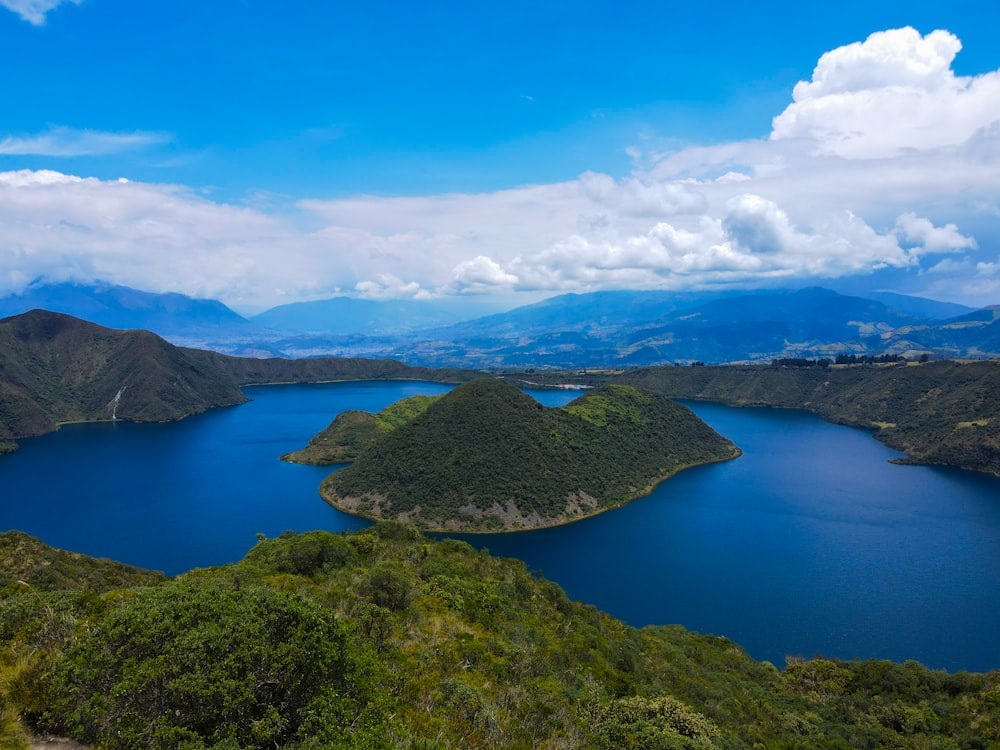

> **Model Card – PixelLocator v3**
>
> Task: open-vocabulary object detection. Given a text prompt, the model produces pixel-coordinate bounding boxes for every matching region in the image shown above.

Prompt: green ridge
[0,310,477,455]
[0,531,164,593]
[612,360,1000,475]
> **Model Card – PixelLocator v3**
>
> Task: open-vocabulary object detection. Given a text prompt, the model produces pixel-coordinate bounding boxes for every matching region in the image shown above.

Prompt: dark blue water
[1,382,998,672]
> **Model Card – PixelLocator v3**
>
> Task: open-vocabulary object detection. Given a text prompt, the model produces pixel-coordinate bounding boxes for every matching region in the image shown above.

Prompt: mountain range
[0,281,993,367]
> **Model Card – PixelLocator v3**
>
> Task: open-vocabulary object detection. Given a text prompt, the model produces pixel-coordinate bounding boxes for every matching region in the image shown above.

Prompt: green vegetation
[0,310,476,455]
[0,531,163,592]
[610,360,1000,475]
[321,379,740,531]
[0,527,996,749]
[282,395,443,465]
[513,360,1000,475]
[0,310,249,452]
[184,348,477,387]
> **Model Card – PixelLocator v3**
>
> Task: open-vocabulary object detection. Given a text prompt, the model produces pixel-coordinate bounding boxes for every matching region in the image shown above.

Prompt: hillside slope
[281,394,443,465]
[0,531,164,592]
[321,379,740,531]
[612,360,1000,475]
[0,310,248,454]
[0,310,478,456]
[1,526,996,749]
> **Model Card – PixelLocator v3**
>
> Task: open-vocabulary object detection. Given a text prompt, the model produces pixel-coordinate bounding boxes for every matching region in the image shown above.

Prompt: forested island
[315,379,740,531]
[1,526,996,749]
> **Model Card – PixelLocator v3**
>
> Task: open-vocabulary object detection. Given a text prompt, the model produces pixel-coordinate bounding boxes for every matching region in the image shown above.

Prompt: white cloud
[974,259,1000,279]
[577,171,707,217]
[0,169,344,309]
[771,27,1000,158]
[505,195,915,292]
[449,255,519,293]
[354,275,428,300]
[1,27,998,309]
[0,0,81,25]
[0,127,170,157]
[894,212,977,253]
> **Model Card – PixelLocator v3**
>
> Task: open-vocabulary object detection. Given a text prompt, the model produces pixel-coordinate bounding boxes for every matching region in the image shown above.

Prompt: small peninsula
[318,378,740,531]
[282,394,443,464]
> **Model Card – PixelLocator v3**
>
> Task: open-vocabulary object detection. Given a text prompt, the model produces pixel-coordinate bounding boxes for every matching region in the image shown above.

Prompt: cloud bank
[1,27,998,309]
[0,0,81,25]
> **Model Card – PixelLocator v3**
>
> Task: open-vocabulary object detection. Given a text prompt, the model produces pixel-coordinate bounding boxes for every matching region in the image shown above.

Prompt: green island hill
[317,378,741,532]
[1,526,996,749]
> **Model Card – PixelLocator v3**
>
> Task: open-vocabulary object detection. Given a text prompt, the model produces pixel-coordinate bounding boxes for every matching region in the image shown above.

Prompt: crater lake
[1,380,998,672]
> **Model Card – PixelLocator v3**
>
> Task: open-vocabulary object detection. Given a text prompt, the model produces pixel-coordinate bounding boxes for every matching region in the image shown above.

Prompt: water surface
[1,383,997,672]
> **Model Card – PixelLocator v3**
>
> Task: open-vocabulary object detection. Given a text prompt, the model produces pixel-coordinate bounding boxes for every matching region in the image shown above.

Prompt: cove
[1,381,998,673]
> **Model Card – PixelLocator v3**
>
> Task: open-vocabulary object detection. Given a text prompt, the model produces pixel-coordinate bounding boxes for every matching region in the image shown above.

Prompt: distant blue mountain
[865,292,976,320]
[251,296,493,335]
[287,287,991,368]
[3,281,994,366]
[422,289,735,339]
[0,282,253,338]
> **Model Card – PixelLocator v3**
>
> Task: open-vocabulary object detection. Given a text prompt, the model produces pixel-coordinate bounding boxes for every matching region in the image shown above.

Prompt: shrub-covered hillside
[0,526,996,749]
[0,531,164,592]
[282,394,443,465]
[320,379,740,531]
[613,360,1000,475]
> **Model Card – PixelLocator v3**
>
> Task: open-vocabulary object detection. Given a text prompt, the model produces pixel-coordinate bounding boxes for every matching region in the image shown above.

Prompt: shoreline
[319,445,743,535]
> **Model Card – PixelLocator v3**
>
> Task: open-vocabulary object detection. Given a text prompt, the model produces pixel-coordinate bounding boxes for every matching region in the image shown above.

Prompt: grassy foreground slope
[0,526,996,749]
[321,379,740,531]
[607,361,1000,475]
[0,531,164,592]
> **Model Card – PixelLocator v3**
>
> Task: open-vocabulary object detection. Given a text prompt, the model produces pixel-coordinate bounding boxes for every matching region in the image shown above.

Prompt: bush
[364,563,412,612]
[45,575,368,749]
[243,531,355,577]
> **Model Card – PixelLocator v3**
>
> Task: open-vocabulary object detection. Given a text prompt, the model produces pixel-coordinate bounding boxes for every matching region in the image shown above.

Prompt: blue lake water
[1,381,998,672]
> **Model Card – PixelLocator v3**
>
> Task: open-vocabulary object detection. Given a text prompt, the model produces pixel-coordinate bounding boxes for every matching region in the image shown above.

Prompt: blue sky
[1,0,999,312]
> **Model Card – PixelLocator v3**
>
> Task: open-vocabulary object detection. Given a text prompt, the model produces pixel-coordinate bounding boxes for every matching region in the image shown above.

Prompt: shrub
[45,576,367,749]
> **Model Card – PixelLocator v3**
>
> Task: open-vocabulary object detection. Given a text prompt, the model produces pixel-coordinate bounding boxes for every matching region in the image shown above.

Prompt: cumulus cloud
[355,275,428,300]
[1,27,998,309]
[0,0,81,25]
[449,256,519,293]
[506,196,918,291]
[894,212,977,253]
[0,127,170,157]
[771,27,1000,158]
